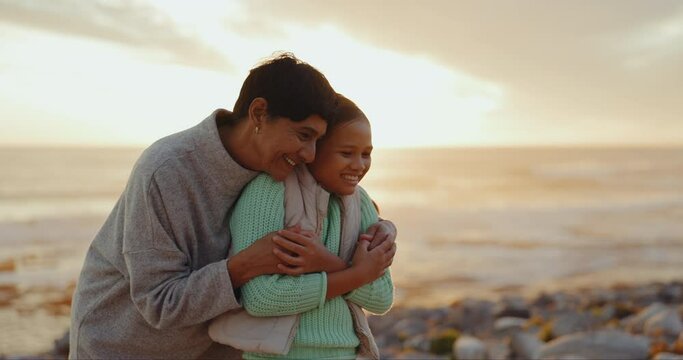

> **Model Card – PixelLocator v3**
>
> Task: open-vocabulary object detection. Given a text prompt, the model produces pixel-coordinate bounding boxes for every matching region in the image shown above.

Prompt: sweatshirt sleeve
[344,187,394,314]
[122,170,240,330]
[230,174,327,317]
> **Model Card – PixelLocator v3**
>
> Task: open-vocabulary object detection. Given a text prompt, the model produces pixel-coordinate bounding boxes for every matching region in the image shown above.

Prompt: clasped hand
[272,222,396,282]
[270,225,342,275]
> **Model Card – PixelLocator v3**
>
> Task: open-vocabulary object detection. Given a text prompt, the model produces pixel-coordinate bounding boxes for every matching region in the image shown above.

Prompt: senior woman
[68,53,397,359]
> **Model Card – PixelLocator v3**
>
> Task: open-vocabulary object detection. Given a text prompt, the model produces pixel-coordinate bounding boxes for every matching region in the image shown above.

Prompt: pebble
[550,311,594,338]
[653,353,683,360]
[495,295,530,319]
[623,302,668,333]
[484,340,511,360]
[643,308,683,338]
[453,335,486,360]
[538,329,650,360]
[392,317,428,339]
[448,298,495,334]
[493,316,527,335]
[658,282,683,303]
[510,332,542,360]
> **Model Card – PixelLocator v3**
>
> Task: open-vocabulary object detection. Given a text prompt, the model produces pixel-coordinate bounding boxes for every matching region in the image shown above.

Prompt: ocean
[1,146,682,353]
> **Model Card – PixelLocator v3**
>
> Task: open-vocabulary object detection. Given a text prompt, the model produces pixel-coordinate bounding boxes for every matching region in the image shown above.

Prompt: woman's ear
[248,97,269,128]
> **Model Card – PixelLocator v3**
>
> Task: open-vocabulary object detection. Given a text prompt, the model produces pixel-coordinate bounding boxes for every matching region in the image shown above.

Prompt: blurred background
[1,0,682,355]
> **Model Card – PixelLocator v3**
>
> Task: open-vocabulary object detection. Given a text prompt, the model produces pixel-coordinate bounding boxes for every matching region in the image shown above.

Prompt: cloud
[0,0,233,71]
[235,0,683,143]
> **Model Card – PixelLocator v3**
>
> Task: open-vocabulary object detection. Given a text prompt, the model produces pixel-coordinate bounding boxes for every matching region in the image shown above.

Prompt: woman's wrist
[226,253,258,288]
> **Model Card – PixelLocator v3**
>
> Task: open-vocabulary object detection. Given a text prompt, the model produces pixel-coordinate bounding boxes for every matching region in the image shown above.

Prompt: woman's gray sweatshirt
[69,110,257,359]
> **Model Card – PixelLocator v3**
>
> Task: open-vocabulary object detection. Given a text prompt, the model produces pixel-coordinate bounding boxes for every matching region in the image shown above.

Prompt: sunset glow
[1,1,682,147]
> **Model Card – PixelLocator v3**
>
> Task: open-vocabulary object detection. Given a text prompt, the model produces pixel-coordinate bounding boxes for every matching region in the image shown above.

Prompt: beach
[1,146,682,357]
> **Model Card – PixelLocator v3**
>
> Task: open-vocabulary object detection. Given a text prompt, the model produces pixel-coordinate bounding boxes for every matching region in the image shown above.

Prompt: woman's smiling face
[258,114,327,181]
[307,118,372,195]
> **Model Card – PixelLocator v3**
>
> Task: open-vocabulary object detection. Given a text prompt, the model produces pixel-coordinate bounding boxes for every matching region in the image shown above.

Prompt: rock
[394,350,449,359]
[453,335,486,360]
[654,353,683,360]
[644,308,683,338]
[374,332,402,350]
[510,332,542,360]
[591,304,616,322]
[549,292,582,312]
[392,317,428,340]
[673,332,683,354]
[658,283,683,303]
[627,284,661,306]
[543,355,589,360]
[52,330,70,355]
[583,288,616,308]
[612,302,638,320]
[424,307,451,324]
[404,334,431,353]
[494,317,527,335]
[448,298,495,334]
[495,295,531,319]
[622,302,668,333]
[379,345,402,360]
[368,312,398,334]
[429,329,460,355]
[550,312,594,338]
[533,292,555,308]
[538,330,650,360]
[485,340,511,360]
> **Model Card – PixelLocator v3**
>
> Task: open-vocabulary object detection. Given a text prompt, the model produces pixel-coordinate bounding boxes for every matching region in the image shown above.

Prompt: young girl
[211,95,394,359]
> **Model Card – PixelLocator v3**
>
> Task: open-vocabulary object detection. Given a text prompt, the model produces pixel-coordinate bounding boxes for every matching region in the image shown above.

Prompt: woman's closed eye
[298,132,312,142]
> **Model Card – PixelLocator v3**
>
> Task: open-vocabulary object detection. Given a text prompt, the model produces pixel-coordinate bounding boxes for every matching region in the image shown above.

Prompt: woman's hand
[350,239,396,285]
[362,219,398,250]
[227,230,284,288]
[271,227,347,275]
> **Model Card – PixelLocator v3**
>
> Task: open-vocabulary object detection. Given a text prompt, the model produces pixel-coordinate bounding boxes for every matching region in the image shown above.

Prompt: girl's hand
[363,219,397,250]
[271,227,345,275]
[350,239,396,284]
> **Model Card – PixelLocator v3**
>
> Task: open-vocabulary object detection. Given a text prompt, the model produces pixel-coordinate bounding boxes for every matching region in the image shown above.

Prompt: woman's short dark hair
[232,53,337,124]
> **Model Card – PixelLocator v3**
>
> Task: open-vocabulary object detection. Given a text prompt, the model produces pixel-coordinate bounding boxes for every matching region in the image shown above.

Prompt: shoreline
[2,279,682,359]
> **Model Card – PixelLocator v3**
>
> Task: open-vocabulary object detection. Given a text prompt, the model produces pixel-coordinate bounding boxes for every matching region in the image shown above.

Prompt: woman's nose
[300,141,316,163]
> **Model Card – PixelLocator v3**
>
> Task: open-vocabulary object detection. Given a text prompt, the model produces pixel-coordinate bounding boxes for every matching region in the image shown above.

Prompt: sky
[0,0,682,148]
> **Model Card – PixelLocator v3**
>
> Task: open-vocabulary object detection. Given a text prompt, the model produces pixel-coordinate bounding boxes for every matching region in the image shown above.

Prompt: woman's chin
[267,168,291,182]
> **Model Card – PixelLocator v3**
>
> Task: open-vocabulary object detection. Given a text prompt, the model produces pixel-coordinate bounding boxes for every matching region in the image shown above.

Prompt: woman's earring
[254,126,260,135]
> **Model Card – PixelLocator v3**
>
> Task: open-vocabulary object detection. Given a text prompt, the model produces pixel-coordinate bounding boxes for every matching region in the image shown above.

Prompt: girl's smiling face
[307,118,372,195]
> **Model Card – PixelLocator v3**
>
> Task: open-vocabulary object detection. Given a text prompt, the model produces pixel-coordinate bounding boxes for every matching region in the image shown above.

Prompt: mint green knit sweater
[229,174,393,360]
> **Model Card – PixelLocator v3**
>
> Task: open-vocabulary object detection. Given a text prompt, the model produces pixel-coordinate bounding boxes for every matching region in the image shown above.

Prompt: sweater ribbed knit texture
[229,174,393,360]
